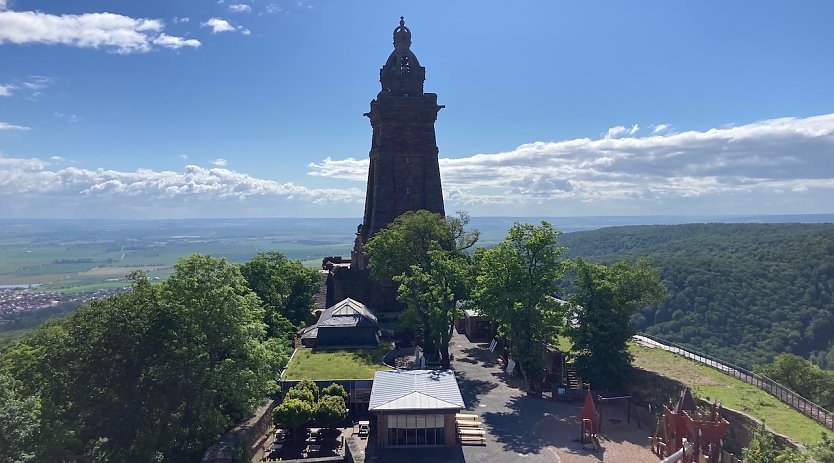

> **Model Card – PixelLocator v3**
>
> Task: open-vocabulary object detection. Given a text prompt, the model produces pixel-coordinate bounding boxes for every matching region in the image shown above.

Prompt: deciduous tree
[240,251,322,328]
[474,221,566,389]
[0,371,39,463]
[321,383,348,402]
[365,211,478,363]
[0,255,290,461]
[273,399,314,442]
[314,395,347,428]
[567,258,666,389]
[364,210,478,281]
[397,247,473,368]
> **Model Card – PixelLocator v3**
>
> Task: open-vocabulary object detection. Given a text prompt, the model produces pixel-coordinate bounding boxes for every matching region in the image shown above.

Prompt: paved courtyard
[447,331,658,463]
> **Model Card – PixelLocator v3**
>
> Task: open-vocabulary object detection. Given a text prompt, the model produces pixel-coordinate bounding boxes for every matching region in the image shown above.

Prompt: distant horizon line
[2,213,833,221]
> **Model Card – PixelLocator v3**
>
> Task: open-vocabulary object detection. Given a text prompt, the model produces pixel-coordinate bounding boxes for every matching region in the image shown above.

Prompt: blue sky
[2,0,834,218]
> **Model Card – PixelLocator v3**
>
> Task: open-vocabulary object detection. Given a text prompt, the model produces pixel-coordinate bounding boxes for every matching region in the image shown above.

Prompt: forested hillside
[559,223,834,368]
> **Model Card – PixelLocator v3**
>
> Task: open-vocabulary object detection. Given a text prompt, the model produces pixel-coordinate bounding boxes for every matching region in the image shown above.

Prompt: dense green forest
[559,223,834,369]
[0,252,320,462]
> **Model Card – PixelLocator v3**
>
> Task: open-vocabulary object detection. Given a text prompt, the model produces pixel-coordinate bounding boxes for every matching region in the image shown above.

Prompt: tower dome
[380,17,425,97]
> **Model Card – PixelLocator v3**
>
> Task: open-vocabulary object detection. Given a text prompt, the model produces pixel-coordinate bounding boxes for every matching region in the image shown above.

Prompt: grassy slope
[630,343,832,445]
[282,344,392,380]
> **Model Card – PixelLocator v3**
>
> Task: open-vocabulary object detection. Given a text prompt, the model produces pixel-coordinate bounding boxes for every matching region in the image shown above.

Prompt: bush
[321,383,348,402]
[314,395,347,428]
[295,379,319,401]
[743,422,779,463]
[285,387,315,405]
[273,398,313,431]
[811,433,834,463]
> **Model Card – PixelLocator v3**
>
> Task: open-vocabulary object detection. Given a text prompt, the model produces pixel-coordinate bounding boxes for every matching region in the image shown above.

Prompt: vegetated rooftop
[629,342,833,446]
[282,343,393,380]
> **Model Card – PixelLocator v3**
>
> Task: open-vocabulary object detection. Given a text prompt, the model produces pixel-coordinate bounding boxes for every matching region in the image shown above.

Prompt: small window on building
[405,156,411,165]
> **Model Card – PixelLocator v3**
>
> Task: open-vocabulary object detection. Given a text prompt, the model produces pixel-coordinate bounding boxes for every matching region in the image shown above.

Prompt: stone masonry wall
[625,367,801,455]
[202,399,278,463]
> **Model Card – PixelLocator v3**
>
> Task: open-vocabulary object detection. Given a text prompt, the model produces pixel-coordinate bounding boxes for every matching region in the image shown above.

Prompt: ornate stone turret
[352,17,446,268]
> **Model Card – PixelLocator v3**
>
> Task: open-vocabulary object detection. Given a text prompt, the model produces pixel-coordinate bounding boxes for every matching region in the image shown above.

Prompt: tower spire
[393,15,412,51]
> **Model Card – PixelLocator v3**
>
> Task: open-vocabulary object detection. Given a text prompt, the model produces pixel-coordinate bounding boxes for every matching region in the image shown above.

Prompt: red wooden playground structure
[652,388,730,462]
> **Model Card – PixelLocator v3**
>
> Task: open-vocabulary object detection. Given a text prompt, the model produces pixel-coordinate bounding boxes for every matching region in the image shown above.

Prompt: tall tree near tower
[364,210,478,366]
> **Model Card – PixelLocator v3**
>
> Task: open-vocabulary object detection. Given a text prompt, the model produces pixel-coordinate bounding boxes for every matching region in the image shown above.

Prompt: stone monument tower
[325,17,446,311]
[351,16,446,268]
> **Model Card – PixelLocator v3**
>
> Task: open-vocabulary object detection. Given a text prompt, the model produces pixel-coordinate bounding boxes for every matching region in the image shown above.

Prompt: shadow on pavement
[454,370,498,409]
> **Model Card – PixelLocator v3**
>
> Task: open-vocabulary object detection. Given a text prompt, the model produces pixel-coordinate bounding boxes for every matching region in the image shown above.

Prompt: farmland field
[3,214,831,293]
[0,218,358,292]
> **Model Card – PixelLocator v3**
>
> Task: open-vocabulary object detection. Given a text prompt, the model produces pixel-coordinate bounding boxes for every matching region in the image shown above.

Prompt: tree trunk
[440,309,456,369]
[440,345,451,369]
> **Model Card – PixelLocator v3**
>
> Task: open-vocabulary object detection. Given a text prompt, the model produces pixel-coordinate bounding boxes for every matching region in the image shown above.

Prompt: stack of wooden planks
[456,413,486,445]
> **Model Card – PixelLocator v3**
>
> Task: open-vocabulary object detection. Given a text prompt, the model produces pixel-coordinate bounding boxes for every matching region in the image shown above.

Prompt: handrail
[634,332,834,431]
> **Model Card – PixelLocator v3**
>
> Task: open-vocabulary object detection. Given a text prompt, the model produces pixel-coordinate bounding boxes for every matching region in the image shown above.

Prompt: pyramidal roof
[369,369,464,411]
[317,297,378,328]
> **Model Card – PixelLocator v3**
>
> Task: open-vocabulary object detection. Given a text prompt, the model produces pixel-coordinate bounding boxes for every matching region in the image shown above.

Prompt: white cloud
[307,156,367,181]
[54,112,80,123]
[652,123,670,134]
[0,83,14,96]
[0,121,30,130]
[0,10,200,53]
[201,17,235,33]
[239,27,251,36]
[308,113,834,211]
[172,16,190,24]
[23,76,52,90]
[604,124,639,139]
[264,4,282,14]
[211,158,228,166]
[153,33,201,50]
[0,157,364,207]
[49,156,64,162]
[0,0,7,11]
[228,4,252,13]
[179,154,188,160]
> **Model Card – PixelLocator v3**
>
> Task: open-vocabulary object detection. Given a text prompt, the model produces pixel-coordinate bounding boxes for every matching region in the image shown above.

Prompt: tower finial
[393,16,411,50]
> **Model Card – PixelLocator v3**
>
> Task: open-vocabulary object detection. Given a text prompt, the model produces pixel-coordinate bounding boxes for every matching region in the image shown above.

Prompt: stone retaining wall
[625,367,801,455]
[202,399,278,463]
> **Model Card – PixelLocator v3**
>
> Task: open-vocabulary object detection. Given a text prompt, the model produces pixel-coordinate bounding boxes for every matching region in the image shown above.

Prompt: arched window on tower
[400,55,410,75]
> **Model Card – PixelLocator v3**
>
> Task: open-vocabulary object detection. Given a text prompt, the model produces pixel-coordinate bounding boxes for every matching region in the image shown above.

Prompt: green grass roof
[282,343,392,380]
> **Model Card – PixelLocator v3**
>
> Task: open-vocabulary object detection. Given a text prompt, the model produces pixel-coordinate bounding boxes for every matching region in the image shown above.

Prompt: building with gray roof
[300,297,380,348]
[369,369,464,448]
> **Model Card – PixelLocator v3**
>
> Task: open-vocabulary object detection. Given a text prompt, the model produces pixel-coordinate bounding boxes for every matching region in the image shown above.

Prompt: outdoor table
[456,413,479,420]
[456,419,482,427]
[306,444,321,456]
[305,436,319,444]
[268,443,282,452]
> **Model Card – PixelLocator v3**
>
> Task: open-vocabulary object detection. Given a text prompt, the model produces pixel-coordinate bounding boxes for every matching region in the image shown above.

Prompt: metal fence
[634,333,834,432]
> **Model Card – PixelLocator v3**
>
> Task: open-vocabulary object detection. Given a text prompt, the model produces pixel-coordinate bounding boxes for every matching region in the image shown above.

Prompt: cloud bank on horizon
[2,113,834,218]
[309,113,834,212]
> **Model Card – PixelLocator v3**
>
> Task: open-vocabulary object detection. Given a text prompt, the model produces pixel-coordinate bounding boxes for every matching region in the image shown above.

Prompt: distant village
[0,287,127,320]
